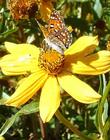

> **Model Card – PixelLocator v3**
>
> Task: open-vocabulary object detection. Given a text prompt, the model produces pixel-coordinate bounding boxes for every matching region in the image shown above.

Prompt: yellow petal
[71,50,110,75]
[5,42,39,58]
[5,70,48,107]
[65,36,98,56]
[0,54,38,75]
[5,42,17,53]
[40,76,60,123]
[58,71,101,104]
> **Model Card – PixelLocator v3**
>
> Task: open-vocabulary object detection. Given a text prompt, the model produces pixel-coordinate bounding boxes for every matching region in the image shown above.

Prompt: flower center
[38,49,64,75]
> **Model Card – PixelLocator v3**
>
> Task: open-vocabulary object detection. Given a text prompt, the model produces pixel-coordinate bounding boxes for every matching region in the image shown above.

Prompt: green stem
[55,110,93,140]
[97,80,110,136]
[103,117,110,140]
[97,75,106,132]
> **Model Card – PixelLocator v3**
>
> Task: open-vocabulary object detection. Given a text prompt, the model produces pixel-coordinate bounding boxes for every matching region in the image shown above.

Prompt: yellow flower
[0,136,5,140]
[1,36,110,122]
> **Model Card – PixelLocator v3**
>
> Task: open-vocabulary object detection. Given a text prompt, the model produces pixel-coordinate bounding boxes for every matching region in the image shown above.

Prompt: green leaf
[0,28,18,42]
[56,0,65,9]
[17,100,39,116]
[1,28,18,37]
[0,101,39,136]
[93,0,103,18]
[0,114,17,136]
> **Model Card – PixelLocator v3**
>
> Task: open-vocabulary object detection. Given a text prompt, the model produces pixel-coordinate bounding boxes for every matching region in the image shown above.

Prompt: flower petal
[5,42,39,58]
[58,71,101,104]
[0,53,39,75]
[5,70,48,107]
[40,76,60,123]
[0,42,40,75]
[65,36,98,56]
[71,50,110,75]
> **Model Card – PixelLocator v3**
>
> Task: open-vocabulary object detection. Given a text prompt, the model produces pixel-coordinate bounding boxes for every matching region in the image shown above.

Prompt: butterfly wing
[38,10,72,54]
[47,10,72,49]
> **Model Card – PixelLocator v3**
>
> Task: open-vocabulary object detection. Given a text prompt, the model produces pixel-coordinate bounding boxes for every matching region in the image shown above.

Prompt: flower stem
[97,80,110,138]
[102,117,110,140]
[37,113,46,139]
[55,109,93,140]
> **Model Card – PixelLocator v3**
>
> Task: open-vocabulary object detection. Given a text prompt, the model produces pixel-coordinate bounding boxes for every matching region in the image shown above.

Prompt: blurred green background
[0,0,110,140]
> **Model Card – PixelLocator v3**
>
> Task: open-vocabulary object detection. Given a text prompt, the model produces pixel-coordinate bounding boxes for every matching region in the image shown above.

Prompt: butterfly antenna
[35,19,47,38]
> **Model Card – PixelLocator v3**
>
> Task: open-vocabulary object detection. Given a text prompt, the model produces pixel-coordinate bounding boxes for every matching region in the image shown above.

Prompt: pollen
[38,49,64,75]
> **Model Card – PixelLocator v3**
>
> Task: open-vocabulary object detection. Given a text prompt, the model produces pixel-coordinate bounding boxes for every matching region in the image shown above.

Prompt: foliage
[0,0,110,140]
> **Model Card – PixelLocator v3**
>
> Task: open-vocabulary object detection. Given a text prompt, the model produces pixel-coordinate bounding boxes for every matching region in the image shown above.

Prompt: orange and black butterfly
[38,10,72,54]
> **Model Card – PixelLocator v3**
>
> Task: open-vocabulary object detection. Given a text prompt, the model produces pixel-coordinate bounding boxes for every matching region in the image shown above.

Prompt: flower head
[8,0,38,20]
[8,0,53,21]
[1,36,110,122]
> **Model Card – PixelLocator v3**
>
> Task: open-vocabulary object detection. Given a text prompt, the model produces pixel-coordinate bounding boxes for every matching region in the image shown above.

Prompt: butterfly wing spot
[50,24,54,28]
[60,32,66,37]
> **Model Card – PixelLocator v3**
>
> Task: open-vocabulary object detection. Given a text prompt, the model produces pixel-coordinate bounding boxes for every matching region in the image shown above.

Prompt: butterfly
[38,10,72,54]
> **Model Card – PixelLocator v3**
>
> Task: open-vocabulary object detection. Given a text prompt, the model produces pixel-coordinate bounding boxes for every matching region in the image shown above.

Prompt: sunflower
[0,36,110,122]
